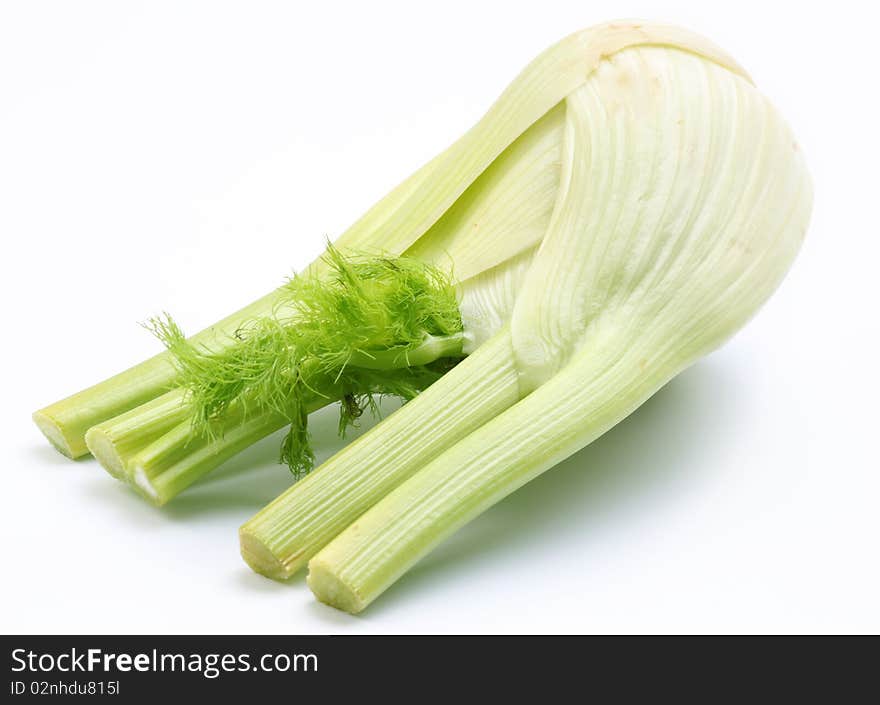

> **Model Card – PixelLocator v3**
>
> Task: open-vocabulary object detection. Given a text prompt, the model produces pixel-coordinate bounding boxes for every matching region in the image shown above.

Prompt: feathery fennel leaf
[148,245,465,476]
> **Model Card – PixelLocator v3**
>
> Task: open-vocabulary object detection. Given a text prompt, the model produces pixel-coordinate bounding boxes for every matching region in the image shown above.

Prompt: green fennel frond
[147,245,465,477]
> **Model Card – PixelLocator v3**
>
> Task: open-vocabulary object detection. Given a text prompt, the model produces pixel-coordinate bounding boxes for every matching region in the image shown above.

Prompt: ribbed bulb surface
[512,46,811,394]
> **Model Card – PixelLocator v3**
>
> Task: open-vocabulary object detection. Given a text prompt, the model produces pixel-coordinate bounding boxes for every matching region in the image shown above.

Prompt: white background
[2,0,878,634]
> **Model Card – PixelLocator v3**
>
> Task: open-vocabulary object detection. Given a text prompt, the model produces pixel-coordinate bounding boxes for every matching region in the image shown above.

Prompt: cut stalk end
[307,558,366,614]
[32,410,82,458]
[239,527,302,580]
[129,463,167,507]
[84,427,128,480]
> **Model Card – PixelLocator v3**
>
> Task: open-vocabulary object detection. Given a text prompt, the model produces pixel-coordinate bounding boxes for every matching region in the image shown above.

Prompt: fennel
[32,21,812,616]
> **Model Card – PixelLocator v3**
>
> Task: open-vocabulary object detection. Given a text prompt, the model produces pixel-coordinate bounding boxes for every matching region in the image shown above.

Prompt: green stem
[127,409,294,507]
[82,331,467,503]
[32,355,176,460]
[306,341,672,613]
[32,290,283,458]
[348,333,468,370]
[122,364,347,505]
[239,331,520,580]
[84,389,189,479]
